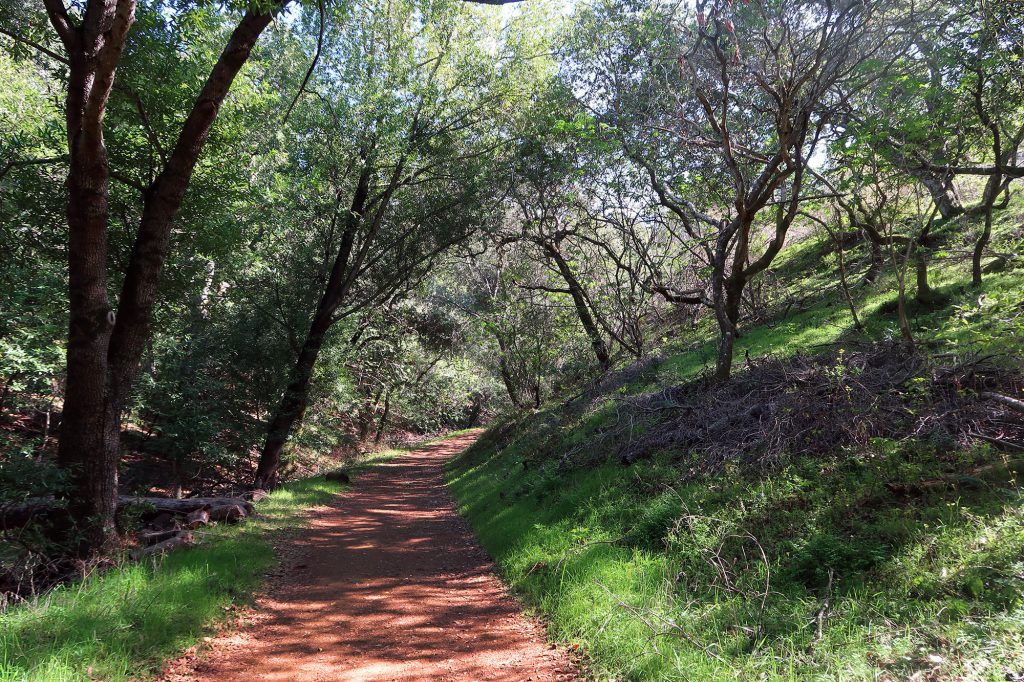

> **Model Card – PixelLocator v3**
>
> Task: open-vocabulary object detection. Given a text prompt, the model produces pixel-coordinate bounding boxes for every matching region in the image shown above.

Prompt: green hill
[447,197,1024,681]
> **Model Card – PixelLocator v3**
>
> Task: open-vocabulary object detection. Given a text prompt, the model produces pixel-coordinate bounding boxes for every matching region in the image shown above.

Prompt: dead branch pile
[574,342,1023,470]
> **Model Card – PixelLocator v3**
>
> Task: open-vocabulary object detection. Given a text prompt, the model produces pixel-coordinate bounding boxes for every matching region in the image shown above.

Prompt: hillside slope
[448,200,1024,681]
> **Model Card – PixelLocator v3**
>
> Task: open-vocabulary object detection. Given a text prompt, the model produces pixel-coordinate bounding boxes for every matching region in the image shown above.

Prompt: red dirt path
[168,432,582,682]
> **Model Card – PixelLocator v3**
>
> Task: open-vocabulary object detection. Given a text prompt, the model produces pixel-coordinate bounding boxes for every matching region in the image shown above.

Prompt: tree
[4,0,517,552]
[844,0,1024,284]
[252,0,526,487]
[502,104,657,370]
[29,0,289,551]
[570,0,899,379]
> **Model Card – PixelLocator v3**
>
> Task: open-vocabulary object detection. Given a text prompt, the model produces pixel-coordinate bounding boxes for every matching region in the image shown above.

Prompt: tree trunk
[493,332,522,407]
[713,277,744,382]
[914,246,936,304]
[48,2,279,553]
[973,203,994,286]
[254,314,331,489]
[542,243,611,369]
[373,391,391,444]
[861,237,884,285]
[912,170,964,220]
[54,0,136,554]
[713,315,736,382]
[829,226,863,332]
[892,238,916,350]
[253,167,372,489]
[357,384,384,440]
[896,277,915,348]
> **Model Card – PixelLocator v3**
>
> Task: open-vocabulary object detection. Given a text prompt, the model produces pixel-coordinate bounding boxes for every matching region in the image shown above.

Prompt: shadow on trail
[192,435,577,682]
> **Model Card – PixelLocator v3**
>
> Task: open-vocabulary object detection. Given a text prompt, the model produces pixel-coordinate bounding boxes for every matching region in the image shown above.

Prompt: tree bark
[711,223,737,382]
[373,391,391,444]
[254,316,331,489]
[712,276,740,382]
[541,243,611,370]
[52,0,137,553]
[46,0,280,554]
[911,169,964,220]
[914,248,936,304]
[836,237,863,332]
[253,166,372,489]
[493,332,523,407]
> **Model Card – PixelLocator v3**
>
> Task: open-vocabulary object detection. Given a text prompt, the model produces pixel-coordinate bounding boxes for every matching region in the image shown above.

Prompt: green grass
[651,194,1024,385]
[449,419,1024,681]
[447,198,1024,680]
[0,476,344,681]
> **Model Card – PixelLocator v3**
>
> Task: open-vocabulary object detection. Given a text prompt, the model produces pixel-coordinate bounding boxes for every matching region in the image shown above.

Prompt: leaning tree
[251,0,533,488]
[3,0,516,553]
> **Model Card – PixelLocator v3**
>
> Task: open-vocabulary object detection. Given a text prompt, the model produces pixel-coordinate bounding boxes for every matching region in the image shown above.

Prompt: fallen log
[131,531,195,559]
[0,497,60,530]
[185,508,210,529]
[981,391,1024,414]
[118,496,254,516]
[2,495,254,530]
[208,504,246,524]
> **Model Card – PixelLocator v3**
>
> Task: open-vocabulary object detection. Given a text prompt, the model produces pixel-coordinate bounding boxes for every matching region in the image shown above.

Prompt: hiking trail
[164,432,581,682]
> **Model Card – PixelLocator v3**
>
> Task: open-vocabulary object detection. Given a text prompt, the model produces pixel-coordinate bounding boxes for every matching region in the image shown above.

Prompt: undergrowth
[450,429,1024,680]
[0,476,346,681]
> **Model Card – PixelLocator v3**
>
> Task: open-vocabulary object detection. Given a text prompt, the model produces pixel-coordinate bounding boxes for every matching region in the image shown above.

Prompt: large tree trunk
[913,223,942,304]
[710,213,751,383]
[58,68,122,549]
[46,0,278,553]
[51,0,137,553]
[911,170,964,220]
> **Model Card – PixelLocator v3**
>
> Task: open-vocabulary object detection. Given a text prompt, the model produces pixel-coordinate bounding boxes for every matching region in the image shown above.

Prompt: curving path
[167,432,580,682]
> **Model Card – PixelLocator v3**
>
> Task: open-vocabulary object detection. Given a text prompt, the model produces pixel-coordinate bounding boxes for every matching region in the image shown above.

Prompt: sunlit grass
[449,430,1024,680]
[0,476,343,681]
[447,199,1024,680]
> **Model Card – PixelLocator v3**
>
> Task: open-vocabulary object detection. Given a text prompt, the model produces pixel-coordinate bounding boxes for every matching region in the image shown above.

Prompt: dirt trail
[171,433,580,682]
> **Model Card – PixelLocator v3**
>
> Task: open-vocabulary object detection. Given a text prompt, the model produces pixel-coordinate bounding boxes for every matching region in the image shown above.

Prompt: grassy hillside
[448,200,1024,680]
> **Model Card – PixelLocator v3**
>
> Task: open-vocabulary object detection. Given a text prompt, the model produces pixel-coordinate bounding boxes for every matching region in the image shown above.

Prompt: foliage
[448,208,1024,678]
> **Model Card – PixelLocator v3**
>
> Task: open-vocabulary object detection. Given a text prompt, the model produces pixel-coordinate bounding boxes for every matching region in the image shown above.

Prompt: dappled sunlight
[191,435,577,682]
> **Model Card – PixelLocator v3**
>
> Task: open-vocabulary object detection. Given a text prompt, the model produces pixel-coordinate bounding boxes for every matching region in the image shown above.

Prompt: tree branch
[283,0,325,124]
[0,26,69,64]
[0,155,66,183]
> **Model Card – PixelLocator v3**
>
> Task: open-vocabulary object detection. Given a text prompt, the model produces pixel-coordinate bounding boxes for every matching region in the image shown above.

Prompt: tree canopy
[1,0,1022,561]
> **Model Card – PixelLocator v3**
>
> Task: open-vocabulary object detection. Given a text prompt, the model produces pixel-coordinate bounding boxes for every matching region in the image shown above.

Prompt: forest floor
[161,432,581,682]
